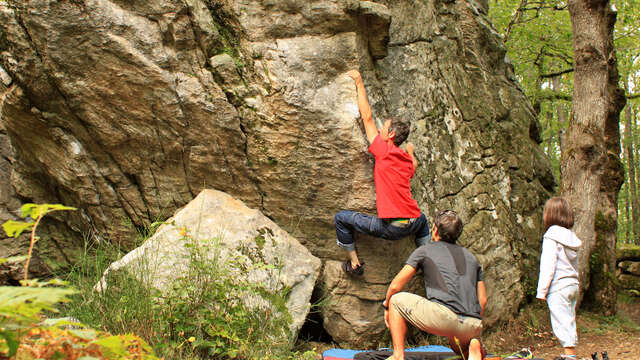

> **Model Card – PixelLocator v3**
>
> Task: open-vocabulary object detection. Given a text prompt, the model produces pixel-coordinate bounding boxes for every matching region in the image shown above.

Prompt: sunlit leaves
[2,220,35,238]
[19,203,76,220]
[489,0,640,187]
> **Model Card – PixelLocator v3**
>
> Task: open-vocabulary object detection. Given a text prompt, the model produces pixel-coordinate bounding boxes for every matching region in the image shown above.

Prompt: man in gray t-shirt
[382,210,487,360]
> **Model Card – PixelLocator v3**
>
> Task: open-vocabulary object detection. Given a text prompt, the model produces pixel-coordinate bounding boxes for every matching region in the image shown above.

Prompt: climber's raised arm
[347,70,378,144]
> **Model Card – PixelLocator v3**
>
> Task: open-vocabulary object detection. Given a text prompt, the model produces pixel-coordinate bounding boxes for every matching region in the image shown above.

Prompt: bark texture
[563,0,626,314]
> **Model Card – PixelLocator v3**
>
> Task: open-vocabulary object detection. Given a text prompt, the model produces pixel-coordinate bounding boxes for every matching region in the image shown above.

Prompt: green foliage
[0,255,27,266]
[161,233,293,359]
[1,204,78,357]
[489,0,573,182]
[65,224,299,359]
[489,0,573,96]
[2,204,77,238]
[1,203,159,359]
[92,333,158,359]
[0,280,75,328]
[60,236,164,348]
[14,323,159,359]
[19,203,76,221]
[490,0,640,247]
[3,203,77,282]
[2,220,35,238]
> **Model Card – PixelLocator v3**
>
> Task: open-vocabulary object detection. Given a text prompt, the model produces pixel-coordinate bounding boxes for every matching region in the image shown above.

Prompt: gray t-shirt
[406,241,483,319]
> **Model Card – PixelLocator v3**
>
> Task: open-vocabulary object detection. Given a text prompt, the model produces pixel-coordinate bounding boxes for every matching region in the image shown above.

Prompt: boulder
[96,189,321,337]
[0,0,554,346]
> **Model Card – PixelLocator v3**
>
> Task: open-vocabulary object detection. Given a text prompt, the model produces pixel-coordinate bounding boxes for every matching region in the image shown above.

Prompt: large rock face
[96,189,321,338]
[0,0,553,346]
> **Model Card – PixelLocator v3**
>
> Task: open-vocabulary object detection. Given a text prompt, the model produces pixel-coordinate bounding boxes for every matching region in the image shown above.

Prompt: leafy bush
[0,278,76,356]
[1,203,159,359]
[13,323,158,360]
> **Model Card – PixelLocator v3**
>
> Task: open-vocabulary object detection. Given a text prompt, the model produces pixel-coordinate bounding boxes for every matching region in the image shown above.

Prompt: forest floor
[483,293,640,359]
[302,293,640,360]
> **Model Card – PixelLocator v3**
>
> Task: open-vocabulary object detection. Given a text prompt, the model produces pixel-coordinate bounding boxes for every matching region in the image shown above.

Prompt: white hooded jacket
[536,225,582,299]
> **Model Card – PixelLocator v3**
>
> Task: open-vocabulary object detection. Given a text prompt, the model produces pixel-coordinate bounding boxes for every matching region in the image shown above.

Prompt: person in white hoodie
[536,197,582,360]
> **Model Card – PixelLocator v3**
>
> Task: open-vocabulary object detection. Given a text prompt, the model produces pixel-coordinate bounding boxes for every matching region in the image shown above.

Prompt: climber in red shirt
[334,70,430,276]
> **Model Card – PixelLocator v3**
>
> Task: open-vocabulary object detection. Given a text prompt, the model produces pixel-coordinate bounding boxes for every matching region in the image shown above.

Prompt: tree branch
[540,68,575,78]
[504,0,528,43]
[627,93,640,100]
[536,90,572,102]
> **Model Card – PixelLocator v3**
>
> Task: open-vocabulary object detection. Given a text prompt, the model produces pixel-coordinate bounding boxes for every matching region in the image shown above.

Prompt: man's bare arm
[347,70,378,144]
[406,142,418,169]
[477,281,487,317]
[384,265,415,307]
[383,265,416,328]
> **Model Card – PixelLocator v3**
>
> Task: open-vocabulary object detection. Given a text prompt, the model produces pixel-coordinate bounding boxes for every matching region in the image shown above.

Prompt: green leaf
[92,335,129,357]
[51,350,66,360]
[0,286,77,327]
[2,220,35,238]
[0,256,27,265]
[19,203,76,220]
[70,329,98,340]
[0,329,19,357]
[20,278,69,287]
[19,204,40,219]
[42,317,84,328]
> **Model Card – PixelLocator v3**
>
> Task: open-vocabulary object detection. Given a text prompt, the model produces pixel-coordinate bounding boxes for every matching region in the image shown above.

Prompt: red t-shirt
[368,135,421,219]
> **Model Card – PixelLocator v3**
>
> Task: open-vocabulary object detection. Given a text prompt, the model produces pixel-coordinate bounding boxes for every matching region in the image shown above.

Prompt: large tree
[562,0,626,314]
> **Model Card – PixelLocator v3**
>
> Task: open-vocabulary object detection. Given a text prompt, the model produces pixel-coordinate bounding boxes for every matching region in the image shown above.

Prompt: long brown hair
[543,197,574,231]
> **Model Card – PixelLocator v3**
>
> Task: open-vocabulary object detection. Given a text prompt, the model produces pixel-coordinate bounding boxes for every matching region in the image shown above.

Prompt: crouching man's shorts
[390,292,482,344]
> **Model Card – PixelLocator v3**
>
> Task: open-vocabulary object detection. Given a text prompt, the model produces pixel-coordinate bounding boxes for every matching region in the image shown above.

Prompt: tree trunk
[635,105,640,243]
[623,89,639,243]
[635,105,640,245]
[563,0,626,314]
[625,182,632,244]
[553,75,568,158]
[546,109,554,158]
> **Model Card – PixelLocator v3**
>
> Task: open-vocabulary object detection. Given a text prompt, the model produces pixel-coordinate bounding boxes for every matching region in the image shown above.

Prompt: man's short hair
[390,120,410,146]
[434,210,463,244]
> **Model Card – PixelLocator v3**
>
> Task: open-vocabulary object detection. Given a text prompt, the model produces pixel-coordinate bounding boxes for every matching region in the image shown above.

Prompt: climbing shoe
[342,260,364,276]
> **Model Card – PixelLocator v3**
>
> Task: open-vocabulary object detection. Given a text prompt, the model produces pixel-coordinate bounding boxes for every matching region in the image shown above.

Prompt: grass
[58,229,165,348]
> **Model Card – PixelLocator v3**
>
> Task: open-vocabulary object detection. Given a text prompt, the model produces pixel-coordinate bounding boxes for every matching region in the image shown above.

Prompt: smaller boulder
[96,189,321,338]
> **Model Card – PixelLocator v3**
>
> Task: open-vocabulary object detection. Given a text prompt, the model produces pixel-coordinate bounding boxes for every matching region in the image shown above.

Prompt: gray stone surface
[96,189,321,337]
[0,0,553,346]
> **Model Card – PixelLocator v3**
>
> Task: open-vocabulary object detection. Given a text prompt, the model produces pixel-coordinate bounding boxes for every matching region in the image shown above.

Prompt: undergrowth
[483,295,640,357]
[1,204,158,359]
[62,223,318,359]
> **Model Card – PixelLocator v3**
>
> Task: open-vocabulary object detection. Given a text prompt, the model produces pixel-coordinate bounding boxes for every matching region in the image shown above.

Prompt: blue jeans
[334,210,430,251]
